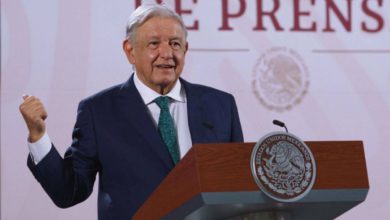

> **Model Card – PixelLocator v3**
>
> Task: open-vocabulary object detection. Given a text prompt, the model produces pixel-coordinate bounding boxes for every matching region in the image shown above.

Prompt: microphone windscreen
[273,120,285,127]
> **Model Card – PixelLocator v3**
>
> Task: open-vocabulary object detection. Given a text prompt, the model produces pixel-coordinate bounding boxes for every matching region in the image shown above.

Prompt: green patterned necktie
[154,96,180,164]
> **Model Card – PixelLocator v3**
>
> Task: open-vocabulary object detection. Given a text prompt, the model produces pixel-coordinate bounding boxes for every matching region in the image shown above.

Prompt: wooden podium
[133,141,369,220]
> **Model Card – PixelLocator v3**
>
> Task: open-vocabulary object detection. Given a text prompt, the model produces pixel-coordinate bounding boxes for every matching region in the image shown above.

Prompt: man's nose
[159,43,173,59]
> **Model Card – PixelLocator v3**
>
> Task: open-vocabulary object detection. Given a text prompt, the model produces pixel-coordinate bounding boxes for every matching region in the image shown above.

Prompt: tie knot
[155,96,170,110]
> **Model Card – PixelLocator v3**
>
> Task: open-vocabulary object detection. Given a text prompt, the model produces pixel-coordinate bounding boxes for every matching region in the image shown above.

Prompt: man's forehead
[139,20,185,37]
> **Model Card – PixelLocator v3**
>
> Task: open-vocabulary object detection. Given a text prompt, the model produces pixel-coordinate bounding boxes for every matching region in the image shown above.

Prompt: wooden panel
[196,142,369,191]
[310,141,369,189]
[196,143,256,191]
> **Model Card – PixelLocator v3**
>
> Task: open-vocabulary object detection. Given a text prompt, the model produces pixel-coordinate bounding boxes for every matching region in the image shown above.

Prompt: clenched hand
[19,95,48,142]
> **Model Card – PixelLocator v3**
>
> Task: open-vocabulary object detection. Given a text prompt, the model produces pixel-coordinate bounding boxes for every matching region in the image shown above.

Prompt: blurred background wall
[1,0,389,219]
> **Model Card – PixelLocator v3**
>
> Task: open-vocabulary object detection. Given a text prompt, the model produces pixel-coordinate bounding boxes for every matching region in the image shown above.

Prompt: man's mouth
[155,64,175,69]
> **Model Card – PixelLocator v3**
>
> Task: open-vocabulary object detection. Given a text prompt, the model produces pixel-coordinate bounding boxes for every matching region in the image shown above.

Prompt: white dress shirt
[133,73,192,159]
[28,73,193,164]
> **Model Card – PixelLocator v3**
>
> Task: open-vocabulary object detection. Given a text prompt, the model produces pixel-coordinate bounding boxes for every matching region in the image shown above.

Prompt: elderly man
[20,4,243,220]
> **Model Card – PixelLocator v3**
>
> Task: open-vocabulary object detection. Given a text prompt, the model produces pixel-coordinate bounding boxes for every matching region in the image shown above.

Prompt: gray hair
[125,4,188,42]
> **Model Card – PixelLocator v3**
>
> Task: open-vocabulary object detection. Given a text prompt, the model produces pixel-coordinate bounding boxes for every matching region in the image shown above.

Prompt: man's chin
[156,73,178,84]
[158,79,176,88]
[155,78,178,94]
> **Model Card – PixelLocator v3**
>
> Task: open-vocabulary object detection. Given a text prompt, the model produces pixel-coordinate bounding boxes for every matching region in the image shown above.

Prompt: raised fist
[19,95,48,142]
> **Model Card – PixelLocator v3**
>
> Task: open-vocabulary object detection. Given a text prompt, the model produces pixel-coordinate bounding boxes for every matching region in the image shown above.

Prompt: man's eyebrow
[145,36,184,41]
[169,37,184,41]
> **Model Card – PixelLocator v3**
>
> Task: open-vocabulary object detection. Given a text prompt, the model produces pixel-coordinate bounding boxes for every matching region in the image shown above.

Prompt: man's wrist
[28,131,45,143]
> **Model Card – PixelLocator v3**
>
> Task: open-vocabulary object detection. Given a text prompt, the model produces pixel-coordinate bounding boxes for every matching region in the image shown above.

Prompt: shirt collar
[133,72,185,105]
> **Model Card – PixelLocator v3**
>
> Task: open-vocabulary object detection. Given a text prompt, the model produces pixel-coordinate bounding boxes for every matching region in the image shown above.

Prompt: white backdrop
[2,0,390,219]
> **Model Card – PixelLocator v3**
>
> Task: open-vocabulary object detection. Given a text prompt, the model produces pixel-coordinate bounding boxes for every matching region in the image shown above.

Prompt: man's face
[123,17,188,94]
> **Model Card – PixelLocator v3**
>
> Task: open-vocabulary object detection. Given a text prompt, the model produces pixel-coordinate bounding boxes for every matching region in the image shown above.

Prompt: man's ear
[123,39,135,64]
[184,42,189,54]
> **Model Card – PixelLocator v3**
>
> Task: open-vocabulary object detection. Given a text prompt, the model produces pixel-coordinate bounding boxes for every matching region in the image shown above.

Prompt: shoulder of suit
[181,78,234,99]
[79,80,129,105]
[79,77,236,105]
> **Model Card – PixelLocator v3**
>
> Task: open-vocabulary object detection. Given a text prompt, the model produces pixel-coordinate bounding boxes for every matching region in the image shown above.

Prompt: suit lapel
[117,75,174,169]
[182,79,217,144]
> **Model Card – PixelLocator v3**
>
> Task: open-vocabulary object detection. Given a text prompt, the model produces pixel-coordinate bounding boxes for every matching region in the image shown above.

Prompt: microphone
[273,120,289,133]
[202,122,214,130]
[202,122,218,141]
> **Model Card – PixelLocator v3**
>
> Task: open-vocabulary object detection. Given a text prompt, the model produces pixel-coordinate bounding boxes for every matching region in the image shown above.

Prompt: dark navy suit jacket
[28,75,243,220]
